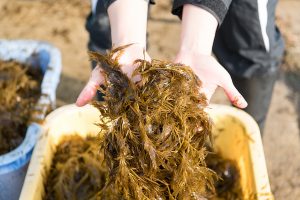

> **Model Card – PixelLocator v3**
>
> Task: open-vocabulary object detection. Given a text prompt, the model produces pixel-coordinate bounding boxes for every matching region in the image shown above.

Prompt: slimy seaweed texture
[0,60,42,155]
[206,151,242,200]
[44,135,111,200]
[91,45,216,200]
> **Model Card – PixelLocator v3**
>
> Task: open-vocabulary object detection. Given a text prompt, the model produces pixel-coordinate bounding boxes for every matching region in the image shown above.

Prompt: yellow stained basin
[19,104,274,200]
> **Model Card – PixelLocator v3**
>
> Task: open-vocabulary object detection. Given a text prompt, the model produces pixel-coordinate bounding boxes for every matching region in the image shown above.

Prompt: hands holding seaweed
[76,2,247,109]
[76,47,247,108]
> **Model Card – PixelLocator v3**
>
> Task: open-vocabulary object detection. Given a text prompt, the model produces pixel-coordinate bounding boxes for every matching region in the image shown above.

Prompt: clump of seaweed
[0,60,42,155]
[44,135,113,200]
[205,151,241,200]
[91,45,216,199]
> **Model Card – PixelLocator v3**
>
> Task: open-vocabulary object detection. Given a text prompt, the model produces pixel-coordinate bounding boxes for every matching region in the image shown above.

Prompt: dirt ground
[0,0,299,199]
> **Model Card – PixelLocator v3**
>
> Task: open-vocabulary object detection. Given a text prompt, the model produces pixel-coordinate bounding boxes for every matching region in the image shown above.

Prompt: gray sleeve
[172,0,231,24]
[101,0,117,9]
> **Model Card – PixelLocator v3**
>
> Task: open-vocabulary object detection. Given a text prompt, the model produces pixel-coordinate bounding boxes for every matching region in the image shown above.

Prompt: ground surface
[0,0,299,199]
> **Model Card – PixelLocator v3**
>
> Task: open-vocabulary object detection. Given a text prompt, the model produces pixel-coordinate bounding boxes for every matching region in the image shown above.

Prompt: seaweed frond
[92,45,217,200]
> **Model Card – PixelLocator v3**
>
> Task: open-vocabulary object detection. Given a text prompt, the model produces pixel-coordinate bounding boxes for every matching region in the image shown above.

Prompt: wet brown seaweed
[43,135,241,200]
[44,135,111,200]
[206,151,242,200]
[0,60,42,155]
[91,45,216,199]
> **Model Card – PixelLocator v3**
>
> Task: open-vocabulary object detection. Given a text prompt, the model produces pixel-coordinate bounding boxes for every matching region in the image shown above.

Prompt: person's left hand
[175,51,248,108]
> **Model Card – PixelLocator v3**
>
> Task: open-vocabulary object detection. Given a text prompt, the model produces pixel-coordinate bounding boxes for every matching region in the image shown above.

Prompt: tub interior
[20,104,273,200]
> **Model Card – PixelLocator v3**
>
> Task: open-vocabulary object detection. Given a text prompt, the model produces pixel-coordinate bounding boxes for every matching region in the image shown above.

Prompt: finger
[221,80,248,108]
[76,66,105,107]
[131,53,151,83]
[212,64,248,108]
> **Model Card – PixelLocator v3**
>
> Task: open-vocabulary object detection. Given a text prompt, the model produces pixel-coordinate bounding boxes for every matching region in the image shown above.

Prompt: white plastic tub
[208,105,274,199]
[0,40,61,200]
[20,104,274,200]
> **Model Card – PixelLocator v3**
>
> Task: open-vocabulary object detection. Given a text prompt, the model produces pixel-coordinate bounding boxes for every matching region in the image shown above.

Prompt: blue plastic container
[0,40,61,200]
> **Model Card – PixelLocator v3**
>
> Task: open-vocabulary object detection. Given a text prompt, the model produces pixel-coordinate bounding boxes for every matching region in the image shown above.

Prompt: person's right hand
[76,44,150,107]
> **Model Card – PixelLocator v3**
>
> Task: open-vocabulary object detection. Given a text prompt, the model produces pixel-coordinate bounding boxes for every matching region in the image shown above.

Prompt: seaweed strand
[91,45,217,199]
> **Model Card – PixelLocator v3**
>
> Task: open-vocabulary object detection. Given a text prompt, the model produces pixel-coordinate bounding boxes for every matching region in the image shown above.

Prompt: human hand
[76,0,149,107]
[76,44,150,107]
[175,5,247,108]
[175,52,247,108]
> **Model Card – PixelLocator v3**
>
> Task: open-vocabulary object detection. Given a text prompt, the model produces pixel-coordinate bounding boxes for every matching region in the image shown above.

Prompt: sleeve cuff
[172,0,229,25]
[103,0,153,9]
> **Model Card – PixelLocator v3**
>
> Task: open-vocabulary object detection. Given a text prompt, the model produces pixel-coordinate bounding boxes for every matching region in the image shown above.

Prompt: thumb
[76,66,105,107]
[220,78,248,108]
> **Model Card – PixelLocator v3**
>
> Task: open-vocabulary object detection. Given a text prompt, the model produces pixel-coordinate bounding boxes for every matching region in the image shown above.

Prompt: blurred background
[0,0,299,199]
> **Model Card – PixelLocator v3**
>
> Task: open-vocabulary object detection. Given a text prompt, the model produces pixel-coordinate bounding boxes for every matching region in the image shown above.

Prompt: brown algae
[90,45,216,199]
[44,135,110,200]
[44,46,242,200]
[205,151,242,200]
[43,135,241,200]
[0,60,42,155]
